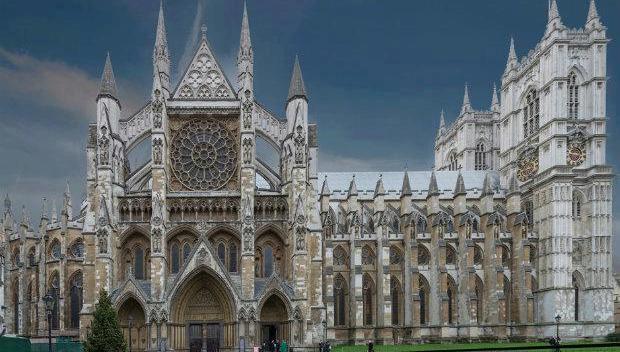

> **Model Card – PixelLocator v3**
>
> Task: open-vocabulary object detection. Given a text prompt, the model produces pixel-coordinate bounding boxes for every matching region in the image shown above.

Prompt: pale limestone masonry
[0,0,614,348]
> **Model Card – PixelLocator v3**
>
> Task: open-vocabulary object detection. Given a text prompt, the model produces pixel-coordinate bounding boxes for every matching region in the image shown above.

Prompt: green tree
[84,289,126,352]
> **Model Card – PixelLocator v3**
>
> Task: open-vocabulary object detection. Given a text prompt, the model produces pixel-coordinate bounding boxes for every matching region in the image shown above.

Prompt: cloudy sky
[1,0,619,267]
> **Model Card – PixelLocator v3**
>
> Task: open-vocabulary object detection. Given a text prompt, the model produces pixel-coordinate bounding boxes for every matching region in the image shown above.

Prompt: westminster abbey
[0,0,614,350]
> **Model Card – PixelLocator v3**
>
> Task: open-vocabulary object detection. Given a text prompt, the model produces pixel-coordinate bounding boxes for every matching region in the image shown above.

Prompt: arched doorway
[259,294,290,348]
[169,270,236,352]
[118,297,147,352]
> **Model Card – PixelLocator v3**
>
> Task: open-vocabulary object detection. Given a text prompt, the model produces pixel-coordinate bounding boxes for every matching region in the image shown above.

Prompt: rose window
[171,119,237,191]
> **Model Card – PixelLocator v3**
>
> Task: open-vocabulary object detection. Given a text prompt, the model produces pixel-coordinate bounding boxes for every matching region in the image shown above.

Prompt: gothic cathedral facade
[0,0,614,349]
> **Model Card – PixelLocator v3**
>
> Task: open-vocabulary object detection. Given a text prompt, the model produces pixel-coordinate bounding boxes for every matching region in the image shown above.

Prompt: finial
[201,24,207,39]
[461,83,472,114]
[321,175,331,196]
[586,0,602,29]
[4,193,11,212]
[491,83,499,112]
[427,171,439,197]
[401,170,412,197]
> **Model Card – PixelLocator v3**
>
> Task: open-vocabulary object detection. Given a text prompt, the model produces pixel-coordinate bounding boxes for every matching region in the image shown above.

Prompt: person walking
[280,339,287,352]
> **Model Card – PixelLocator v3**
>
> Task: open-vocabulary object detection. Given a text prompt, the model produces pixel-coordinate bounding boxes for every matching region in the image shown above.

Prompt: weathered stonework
[0,0,614,348]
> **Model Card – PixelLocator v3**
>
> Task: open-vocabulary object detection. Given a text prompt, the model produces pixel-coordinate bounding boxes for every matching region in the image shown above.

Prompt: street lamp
[321,320,327,352]
[555,314,561,341]
[128,314,134,352]
[43,292,55,352]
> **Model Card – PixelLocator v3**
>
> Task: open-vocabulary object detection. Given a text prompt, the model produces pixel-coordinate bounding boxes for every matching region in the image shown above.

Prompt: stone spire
[504,37,517,75]
[437,110,446,137]
[586,0,603,30]
[491,83,500,113]
[320,175,331,196]
[427,171,439,197]
[287,55,307,102]
[348,175,358,197]
[401,171,412,196]
[63,181,73,220]
[546,0,564,34]
[237,1,254,92]
[461,84,472,114]
[153,0,170,93]
[374,175,386,198]
[238,1,253,63]
[454,171,466,196]
[98,52,118,100]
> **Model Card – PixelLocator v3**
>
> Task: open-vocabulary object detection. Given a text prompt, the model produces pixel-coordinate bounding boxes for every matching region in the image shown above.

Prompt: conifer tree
[84,289,126,352]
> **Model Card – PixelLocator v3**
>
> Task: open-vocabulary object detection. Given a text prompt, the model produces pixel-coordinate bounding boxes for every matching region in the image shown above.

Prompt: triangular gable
[173,36,236,101]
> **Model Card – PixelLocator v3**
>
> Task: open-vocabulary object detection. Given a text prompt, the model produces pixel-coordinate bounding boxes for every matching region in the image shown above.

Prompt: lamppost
[43,292,55,352]
[321,320,327,352]
[553,314,561,352]
[128,314,134,352]
[0,315,5,337]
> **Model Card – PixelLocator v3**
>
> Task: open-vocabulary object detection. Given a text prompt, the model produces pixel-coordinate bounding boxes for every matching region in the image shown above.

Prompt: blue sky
[1,1,619,267]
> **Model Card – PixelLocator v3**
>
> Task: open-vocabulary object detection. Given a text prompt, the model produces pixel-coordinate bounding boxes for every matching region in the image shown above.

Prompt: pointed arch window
[264,245,274,277]
[448,152,458,171]
[182,243,191,264]
[475,142,487,170]
[13,279,19,333]
[333,246,348,266]
[474,245,483,266]
[447,285,455,325]
[572,192,583,219]
[418,246,430,266]
[70,240,84,258]
[134,247,144,280]
[419,275,430,325]
[49,272,60,330]
[362,275,374,325]
[573,274,581,321]
[170,243,180,274]
[390,276,401,325]
[217,243,226,265]
[334,274,348,326]
[28,247,36,267]
[49,239,61,260]
[568,72,579,119]
[69,271,83,329]
[229,243,238,272]
[523,89,540,138]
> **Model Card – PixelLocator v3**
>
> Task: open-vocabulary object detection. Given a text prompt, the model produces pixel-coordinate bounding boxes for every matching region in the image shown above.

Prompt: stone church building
[0,0,614,350]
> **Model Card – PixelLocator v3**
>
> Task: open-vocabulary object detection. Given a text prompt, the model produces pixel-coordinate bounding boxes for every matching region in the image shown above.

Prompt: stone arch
[418,273,430,325]
[167,226,200,275]
[66,270,83,329]
[572,270,586,321]
[117,295,147,352]
[119,229,150,281]
[333,273,348,327]
[207,225,241,274]
[474,274,484,324]
[568,63,587,82]
[390,275,403,326]
[168,267,238,350]
[362,273,375,326]
[257,291,292,344]
[417,244,430,266]
[333,245,349,267]
[118,225,150,245]
[446,274,457,325]
[255,225,288,278]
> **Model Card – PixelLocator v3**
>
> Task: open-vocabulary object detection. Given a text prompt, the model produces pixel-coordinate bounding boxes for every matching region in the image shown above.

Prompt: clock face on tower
[516,148,539,182]
[567,144,586,166]
[170,118,238,191]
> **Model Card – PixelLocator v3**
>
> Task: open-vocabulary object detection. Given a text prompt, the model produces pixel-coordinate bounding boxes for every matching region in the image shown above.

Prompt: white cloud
[0,47,142,119]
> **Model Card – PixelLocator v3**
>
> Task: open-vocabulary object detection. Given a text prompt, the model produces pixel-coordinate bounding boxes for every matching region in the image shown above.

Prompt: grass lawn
[331,341,620,352]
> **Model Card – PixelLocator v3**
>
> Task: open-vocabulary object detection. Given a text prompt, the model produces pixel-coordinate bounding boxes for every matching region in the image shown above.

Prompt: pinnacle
[99,52,118,99]
[287,55,307,102]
